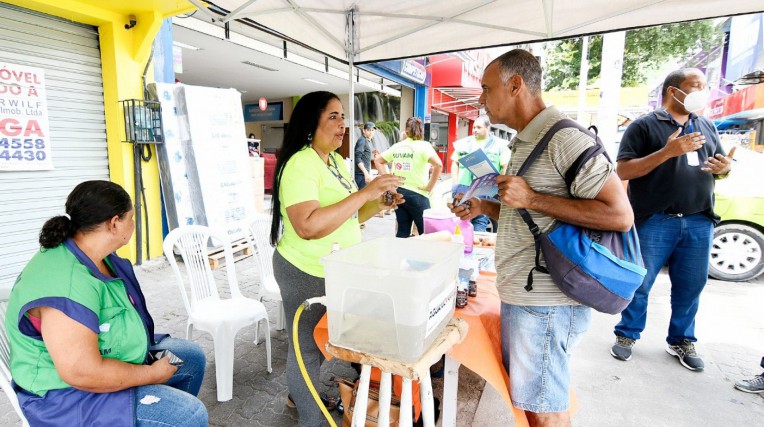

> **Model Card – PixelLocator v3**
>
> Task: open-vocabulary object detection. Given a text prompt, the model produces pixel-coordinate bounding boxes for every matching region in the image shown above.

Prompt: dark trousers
[394,187,431,238]
[273,249,327,427]
[354,175,366,191]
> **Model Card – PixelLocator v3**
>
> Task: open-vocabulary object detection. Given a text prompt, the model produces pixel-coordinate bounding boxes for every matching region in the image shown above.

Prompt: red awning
[706,83,764,120]
[430,87,482,120]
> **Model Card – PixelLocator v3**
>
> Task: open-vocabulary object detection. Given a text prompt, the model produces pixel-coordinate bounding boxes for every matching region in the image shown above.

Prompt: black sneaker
[666,339,704,371]
[610,336,635,361]
[734,374,764,393]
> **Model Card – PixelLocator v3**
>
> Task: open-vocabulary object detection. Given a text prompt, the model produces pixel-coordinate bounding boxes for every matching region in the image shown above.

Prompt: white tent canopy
[193,0,763,63]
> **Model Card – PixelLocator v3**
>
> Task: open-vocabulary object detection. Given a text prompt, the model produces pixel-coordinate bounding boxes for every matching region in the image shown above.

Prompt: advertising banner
[152,83,201,230]
[178,85,255,241]
[725,14,764,82]
[0,62,52,171]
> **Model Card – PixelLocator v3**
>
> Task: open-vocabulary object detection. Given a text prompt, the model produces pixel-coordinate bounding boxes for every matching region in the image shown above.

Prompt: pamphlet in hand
[456,148,500,206]
[457,148,500,177]
[457,173,499,205]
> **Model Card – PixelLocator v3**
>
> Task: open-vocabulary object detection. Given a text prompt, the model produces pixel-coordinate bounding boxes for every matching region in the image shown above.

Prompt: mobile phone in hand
[150,349,184,367]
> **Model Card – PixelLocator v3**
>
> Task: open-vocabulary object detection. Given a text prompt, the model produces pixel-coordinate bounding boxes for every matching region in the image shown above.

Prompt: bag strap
[515,118,610,291]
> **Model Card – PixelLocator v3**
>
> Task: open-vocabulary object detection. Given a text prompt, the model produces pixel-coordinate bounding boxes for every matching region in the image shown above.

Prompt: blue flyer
[457,148,499,177]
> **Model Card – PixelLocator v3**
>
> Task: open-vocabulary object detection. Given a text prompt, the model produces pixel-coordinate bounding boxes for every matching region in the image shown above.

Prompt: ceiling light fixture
[241,61,279,72]
[303,78,327,85]
[172,41,202,51]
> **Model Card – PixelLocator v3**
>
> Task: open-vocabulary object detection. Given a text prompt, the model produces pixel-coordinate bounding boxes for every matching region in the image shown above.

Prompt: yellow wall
[6,0,194,262]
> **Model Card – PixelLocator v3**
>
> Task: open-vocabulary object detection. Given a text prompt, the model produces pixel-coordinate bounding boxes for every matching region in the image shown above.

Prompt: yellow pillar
[99,13,164,261]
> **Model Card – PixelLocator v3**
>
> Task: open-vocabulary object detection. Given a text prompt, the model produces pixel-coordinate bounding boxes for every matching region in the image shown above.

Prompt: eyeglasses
[327,155,354,194]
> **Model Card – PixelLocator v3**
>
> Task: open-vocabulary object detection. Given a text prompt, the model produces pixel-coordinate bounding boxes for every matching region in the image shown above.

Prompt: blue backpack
[516,119,646,314]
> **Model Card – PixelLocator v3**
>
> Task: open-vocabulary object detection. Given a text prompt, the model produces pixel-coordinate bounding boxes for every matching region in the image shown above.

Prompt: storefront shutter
[0,3,109,290]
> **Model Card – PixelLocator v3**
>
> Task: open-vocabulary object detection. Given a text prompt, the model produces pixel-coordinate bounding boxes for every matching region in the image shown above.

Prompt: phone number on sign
[0,150,47,161]
[1,138,46,149]
[0,138,46,161]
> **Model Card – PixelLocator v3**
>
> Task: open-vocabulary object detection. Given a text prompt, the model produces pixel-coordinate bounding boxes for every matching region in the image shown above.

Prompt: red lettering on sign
[0,119,23,137]
[0,119,45,137]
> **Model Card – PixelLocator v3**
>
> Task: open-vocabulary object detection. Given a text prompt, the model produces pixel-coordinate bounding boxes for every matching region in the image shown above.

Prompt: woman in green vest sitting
[5,180,207,426]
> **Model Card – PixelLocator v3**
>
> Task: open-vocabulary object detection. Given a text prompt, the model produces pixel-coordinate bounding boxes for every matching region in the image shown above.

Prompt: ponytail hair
[405,117,424,140]
[39,180,133,249]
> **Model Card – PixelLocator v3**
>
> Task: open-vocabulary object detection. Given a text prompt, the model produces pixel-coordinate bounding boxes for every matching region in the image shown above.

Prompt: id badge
[686,151,700,166]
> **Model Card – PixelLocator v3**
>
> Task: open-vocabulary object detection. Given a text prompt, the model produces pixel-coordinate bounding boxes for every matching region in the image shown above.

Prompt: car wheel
[709,223,764,282]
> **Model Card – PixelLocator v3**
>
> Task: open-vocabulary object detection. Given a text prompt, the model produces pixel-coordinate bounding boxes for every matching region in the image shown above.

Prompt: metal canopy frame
[196,1,764,65]
[187,0,764,165]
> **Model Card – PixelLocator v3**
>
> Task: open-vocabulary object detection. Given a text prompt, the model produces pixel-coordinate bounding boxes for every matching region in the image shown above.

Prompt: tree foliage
[544,20,722,90]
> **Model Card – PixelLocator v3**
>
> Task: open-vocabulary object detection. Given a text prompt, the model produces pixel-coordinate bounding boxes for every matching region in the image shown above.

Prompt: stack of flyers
[456,173,499,206]
[455,148,500,206]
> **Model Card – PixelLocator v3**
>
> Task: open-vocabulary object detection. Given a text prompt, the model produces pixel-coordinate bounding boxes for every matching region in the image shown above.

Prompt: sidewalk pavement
[2,187,763,425]
[473,271,764,426]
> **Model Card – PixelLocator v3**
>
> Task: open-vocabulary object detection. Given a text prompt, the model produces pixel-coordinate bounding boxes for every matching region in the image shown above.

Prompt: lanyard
[662,108,697,136]
[326,154,354,194]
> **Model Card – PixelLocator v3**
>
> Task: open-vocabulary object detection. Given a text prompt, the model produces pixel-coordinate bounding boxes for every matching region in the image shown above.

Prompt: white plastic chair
[0,299,30,426]
[163,225,272,402]
[242,214,285,332]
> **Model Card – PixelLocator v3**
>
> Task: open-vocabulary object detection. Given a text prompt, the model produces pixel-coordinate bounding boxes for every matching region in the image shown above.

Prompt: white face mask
[672,87,709,112]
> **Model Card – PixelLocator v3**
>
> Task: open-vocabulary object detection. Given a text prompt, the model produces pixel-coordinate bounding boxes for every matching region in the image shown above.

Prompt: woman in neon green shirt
[269,91,403,426]
[375,117,443,237]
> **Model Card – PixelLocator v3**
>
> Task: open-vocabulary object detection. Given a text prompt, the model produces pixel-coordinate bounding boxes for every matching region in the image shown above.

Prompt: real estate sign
[0,62,53,171]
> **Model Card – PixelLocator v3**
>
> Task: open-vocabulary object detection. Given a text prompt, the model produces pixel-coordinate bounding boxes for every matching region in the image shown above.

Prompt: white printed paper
[426,285,456,336]
[176,85,255,240]
[0,62,53,171]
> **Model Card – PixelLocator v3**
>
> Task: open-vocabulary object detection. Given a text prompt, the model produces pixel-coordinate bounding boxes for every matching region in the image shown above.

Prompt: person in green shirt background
[450,115,510,231]
[269,91,403,426]
[375,116,443,237]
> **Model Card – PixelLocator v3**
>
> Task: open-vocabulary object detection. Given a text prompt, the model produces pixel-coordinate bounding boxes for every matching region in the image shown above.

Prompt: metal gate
[0,3,109,289]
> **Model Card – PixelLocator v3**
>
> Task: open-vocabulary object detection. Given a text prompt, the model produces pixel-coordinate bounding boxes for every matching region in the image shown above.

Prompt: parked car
[709,144,764,282]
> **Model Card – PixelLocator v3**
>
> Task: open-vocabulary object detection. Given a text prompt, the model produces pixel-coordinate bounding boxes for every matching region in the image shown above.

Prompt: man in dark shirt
[354,122,375,190]
[610,68,736,371]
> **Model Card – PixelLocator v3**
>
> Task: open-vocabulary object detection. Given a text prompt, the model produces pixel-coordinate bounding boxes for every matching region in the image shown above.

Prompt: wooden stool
[325,318,468,427]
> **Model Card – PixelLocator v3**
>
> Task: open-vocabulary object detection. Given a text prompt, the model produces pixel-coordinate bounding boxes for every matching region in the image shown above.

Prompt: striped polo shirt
[495,106,614,306]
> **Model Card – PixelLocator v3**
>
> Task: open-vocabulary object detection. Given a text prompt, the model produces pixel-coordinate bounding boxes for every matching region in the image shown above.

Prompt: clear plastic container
[321,237,462,361]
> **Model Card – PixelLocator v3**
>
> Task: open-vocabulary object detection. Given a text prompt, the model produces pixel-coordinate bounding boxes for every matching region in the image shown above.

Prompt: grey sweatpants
[273,249,327,427]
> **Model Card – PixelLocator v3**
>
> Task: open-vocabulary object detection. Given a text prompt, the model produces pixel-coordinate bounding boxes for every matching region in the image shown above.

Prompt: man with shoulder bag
[450,49,633,427]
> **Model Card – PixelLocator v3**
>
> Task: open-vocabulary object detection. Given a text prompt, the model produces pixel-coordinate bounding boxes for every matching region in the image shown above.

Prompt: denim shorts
[500,303,591,413]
